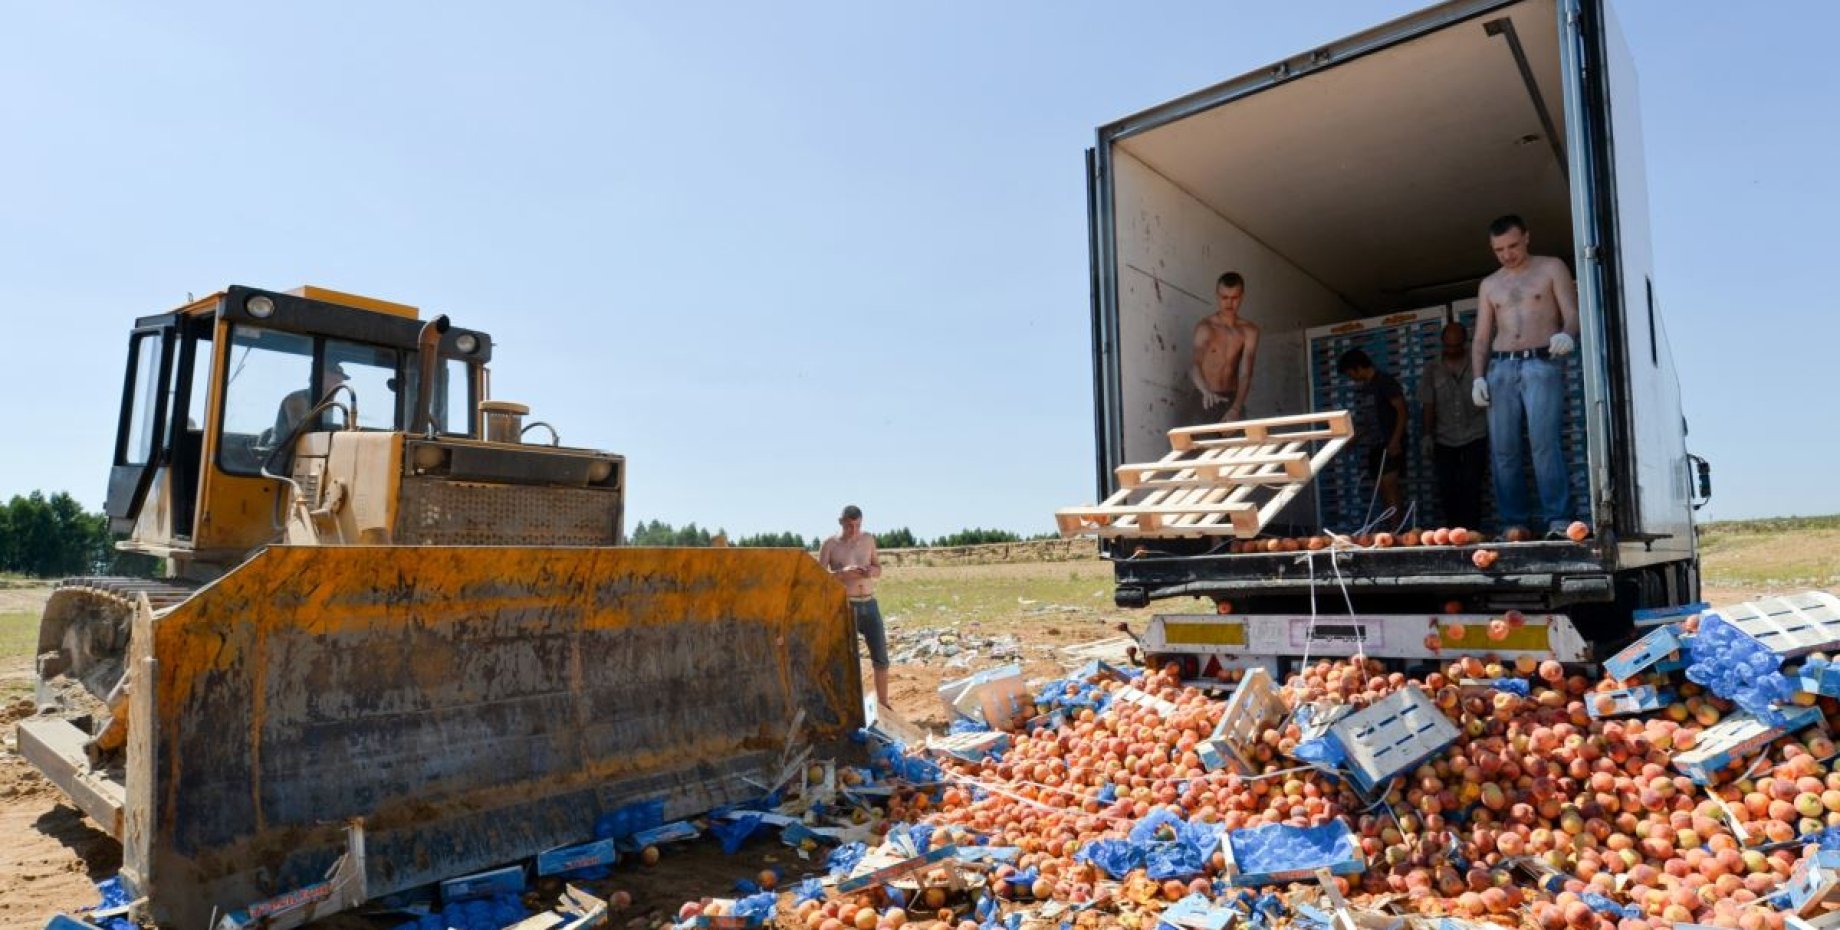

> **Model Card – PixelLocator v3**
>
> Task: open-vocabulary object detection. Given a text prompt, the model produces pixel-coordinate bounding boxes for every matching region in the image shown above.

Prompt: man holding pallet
[1472,215,1580,538]
[819,505,889,709]
[1190,272,1262,424]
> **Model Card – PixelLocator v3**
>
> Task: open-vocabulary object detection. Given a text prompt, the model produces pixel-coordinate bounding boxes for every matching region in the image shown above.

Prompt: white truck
[1082,0,1710,674]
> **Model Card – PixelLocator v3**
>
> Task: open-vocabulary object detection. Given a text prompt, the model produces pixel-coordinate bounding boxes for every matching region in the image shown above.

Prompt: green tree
[875,526,920,549]
[0,491,160,578]
[736,531,808,548]
[930,527,1023,548]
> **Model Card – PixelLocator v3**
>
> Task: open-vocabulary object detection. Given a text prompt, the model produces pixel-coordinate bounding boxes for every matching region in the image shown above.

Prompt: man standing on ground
[1419,322,1490,529]
[1471,215,1580,538]
[818,505,889,709]
[1336,349,1407,520]
[1190,272,1262,423]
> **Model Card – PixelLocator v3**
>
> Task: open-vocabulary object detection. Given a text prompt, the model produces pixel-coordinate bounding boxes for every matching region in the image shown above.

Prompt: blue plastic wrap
[795,877,826,903]
[733,892,778,921]
[90,878,136,930]
[1227,822,1360,879]
[1074,838,1147,878]
[711,814,766,855]
[1581,894,1638,919]
[423,894,526,930]
[950,716,993,734]
[827,842,868,877]
[872,744,945,783]
[595,798,666,841]
[1686,612,1800,725]
[1291,737,1348,768]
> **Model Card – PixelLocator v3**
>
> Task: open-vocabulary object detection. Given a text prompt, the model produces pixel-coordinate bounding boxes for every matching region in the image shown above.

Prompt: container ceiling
[1115,0,1574,310]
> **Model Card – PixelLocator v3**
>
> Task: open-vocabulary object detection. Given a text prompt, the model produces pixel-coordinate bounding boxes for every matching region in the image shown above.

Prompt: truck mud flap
[120,546,859,927]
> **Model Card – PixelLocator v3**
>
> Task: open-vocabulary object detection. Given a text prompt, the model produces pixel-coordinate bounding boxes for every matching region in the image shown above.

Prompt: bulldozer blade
[116,545,861,928]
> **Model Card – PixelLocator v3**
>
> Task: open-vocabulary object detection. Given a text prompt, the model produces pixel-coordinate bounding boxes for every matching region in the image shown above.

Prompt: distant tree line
[625,519,1054,551]
[0,491,161,578]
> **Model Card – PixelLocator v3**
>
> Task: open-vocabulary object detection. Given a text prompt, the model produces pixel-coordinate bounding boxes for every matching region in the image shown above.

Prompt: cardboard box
[441,864,527,903]
[1604,625,1686,681]
[1586,686,1674,719]
[536,838,618,876]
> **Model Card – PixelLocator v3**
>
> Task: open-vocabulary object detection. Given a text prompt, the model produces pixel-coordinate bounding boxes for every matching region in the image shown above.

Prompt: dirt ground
[0,562,1828,929]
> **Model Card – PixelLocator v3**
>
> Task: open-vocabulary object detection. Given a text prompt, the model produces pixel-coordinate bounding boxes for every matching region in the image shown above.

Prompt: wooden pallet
[1056,411,1352,539]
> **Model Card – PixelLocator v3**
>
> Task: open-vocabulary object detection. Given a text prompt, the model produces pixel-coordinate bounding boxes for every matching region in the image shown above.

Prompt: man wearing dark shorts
[1337,349,1407,520]
[818,505,889,709]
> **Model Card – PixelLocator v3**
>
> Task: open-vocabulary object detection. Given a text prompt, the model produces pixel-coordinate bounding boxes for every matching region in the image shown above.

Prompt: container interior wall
[1113,149,1353,469]
[1104,0,1585,533]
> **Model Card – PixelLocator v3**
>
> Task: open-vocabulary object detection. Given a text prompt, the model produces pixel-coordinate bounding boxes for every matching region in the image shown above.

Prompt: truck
[1073,0,1710,674]
[21,285,861,928]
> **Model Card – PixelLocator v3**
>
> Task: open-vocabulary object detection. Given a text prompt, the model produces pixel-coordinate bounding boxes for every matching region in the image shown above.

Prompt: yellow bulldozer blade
[69,545,856,927]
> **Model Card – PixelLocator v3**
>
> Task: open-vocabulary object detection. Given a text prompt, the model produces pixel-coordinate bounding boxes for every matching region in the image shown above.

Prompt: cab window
[218,327,313,474]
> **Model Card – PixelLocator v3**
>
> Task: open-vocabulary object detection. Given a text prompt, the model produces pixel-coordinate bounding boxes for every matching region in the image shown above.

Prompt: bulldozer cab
[102,285,620,578]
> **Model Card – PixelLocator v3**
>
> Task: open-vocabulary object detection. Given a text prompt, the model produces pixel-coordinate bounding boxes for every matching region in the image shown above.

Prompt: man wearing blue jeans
[818,505,889,708]
[1471,215,1581,539]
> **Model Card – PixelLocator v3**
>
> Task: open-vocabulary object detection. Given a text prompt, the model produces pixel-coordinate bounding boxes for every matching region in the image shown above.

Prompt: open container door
[1560,0,1696,568]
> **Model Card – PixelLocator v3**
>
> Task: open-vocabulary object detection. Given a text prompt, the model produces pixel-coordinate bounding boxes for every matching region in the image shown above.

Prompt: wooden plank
[17,717,126,837]
[1167,411,1353,449]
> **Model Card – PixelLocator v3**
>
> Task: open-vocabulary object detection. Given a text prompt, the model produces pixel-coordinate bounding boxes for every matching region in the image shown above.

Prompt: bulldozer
[19,285,863,928]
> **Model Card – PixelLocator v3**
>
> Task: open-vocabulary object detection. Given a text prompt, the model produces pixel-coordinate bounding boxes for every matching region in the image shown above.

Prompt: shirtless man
[1471,215,1580,537]
[1189,272,1261,423]
[817,505,888,709]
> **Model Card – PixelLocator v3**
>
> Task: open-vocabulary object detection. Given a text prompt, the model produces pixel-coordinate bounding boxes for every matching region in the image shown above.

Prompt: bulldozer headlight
[246,294,276,318]
[455,333,479,354]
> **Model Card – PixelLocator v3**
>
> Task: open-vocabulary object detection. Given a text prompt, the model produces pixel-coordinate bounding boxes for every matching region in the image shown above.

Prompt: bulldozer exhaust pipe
[412,314,451,435]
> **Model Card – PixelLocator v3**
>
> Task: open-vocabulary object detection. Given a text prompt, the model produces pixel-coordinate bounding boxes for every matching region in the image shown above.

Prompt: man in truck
[1336,348,1407,520]
[1189,272,1262,423]
[1471,215,1580,538]
[1419,321,1490,529]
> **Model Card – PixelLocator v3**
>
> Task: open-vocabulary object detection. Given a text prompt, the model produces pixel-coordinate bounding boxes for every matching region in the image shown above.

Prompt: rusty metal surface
[129,546,859,927]
[395,476,620,545]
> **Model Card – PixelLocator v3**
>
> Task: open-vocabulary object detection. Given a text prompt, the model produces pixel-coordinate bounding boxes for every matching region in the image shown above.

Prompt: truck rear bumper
[1144,610,1592,663]
[1113,541,1612,606]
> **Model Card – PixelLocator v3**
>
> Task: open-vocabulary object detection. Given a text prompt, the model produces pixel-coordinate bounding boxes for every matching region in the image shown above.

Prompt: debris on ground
[45,591,1840,930]
[889,626,1025,668]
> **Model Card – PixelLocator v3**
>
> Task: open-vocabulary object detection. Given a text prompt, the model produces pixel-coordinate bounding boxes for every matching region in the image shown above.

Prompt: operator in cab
[274,362,350,440]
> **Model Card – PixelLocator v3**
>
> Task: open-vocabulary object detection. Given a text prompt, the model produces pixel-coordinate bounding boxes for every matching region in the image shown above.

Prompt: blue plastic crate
[1327,686,1459,795]
[1633,602,1708,628]
[1605,625,1686,681]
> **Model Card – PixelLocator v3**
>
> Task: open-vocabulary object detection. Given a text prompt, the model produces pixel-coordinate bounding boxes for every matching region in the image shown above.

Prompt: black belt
[1491,348,1551,361]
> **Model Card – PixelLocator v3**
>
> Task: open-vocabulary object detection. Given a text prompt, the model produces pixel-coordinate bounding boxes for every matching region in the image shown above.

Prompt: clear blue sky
[1,2,1834,541]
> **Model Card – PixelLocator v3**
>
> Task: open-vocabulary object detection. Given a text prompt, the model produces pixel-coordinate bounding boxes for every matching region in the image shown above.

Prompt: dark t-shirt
[1358,371,1404,446]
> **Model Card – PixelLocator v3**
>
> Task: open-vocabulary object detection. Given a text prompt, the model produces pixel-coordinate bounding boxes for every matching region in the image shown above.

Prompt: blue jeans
[1486,357,1571,531]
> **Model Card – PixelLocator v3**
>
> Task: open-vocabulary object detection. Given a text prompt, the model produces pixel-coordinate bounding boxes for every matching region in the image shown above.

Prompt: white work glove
[1472,377,1490,408]
[1200,389,1224,411]
[1548,332,1576,356]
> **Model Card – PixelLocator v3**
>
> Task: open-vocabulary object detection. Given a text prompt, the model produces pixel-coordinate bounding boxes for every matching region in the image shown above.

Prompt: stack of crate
[1306,303,1590,532]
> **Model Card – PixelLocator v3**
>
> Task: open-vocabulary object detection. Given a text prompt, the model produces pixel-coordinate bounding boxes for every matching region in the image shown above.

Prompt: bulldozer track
[50,576,199,614]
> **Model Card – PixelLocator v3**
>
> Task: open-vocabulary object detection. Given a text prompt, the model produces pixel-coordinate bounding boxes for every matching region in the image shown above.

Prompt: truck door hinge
[1582,244,1600,259]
